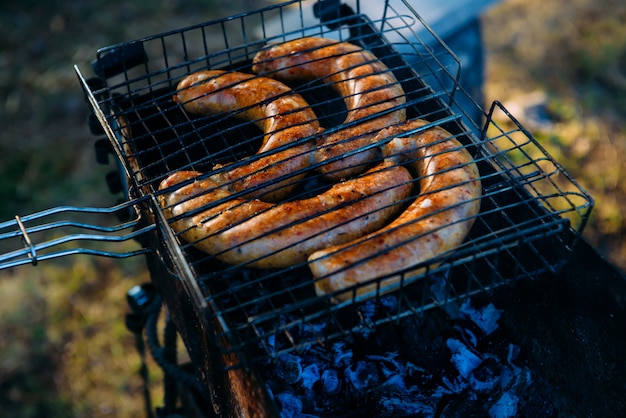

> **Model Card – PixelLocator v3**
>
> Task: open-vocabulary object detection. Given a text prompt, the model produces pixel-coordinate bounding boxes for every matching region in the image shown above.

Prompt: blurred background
[0,0,624,416]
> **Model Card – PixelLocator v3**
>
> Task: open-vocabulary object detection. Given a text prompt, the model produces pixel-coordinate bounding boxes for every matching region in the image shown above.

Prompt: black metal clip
[313,1,385,50]
[313,0,356,29]
[92,42,148,79]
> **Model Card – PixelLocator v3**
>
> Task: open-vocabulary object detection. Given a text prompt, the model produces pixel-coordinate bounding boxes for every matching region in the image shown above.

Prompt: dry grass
[483,0,626,270]
[0,0,624,416]
[0,257,158,417]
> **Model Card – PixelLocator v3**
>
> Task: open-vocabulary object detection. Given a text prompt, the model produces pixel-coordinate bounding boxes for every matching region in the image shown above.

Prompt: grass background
[0,0,624,416]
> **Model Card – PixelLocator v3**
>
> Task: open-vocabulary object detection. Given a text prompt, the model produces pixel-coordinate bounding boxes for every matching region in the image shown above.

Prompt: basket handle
[0,200,154,270]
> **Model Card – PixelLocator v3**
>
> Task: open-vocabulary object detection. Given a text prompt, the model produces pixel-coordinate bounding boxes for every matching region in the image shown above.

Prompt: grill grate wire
[84,0,593,366]
[0,0,593,369]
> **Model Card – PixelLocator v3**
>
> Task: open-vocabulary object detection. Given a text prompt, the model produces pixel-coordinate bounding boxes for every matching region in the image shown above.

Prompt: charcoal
[275,391,303,417]
[256,297,540,417]
[274,353,303,385]
[459,300,502,336]
[446,338,482,379]
[378,295,399,313]
[468,357,501,392]
[320,368,341,395]
[301,363,321,392]
[344,360,380,393]
[366,352,403,380]
[487,392,518,418]
[331,342,353,368]
[368,392,435,417]
[379,373,406,392]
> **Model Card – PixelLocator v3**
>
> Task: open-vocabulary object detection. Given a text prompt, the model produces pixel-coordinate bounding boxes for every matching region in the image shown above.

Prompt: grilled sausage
[252,37,406,181]
[174,70,320,201]
[308,120,481,303]
[158,159,413,269]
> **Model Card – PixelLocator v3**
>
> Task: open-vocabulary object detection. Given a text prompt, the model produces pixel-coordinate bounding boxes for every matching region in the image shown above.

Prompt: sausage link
[308,120,481,303]
[158,159,413,269]
[252,37,406,181]
[175,70,320,201]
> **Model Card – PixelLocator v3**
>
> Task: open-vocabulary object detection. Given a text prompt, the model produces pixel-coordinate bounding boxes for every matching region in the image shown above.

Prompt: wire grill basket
[5,0,593,368]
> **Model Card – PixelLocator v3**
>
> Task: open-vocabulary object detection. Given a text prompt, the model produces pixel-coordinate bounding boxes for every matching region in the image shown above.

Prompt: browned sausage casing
[174,70,321,201]
[252,37,406,181]
[158,159,413,269]
[308,120,482,303]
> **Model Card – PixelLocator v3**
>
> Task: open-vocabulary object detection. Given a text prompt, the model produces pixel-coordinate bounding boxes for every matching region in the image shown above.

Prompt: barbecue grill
[2,0,621,416]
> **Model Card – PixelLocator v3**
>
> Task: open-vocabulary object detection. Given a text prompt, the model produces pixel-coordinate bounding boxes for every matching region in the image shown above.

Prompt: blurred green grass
[0,0,625,416]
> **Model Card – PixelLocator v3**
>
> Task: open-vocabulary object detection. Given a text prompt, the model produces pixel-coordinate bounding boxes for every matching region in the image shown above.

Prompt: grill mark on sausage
[252,37,406,181]
[308,120,481,304]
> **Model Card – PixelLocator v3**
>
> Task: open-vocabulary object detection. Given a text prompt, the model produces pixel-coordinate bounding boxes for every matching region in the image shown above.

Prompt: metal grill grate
[74,0,592,368]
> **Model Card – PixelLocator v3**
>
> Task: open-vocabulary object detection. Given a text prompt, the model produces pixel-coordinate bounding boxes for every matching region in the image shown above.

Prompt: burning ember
[257,295,547,417]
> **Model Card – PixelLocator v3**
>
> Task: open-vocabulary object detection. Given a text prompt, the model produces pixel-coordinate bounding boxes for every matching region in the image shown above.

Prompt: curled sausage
[252,37,406,181]
[308,120,482,304]
[174,70,320,201]
[158,159,413,269]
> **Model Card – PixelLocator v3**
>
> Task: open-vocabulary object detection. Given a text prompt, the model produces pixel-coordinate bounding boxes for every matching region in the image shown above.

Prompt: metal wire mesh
[80,0,593,368]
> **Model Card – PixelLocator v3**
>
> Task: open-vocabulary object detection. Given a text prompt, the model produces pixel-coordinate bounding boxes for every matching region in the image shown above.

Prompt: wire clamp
[15,215,37,266]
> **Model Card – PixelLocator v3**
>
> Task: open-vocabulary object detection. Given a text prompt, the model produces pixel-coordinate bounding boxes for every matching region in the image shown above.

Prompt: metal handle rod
[0,200,155,270]
[0,201,144,238]
[0,246,155,271]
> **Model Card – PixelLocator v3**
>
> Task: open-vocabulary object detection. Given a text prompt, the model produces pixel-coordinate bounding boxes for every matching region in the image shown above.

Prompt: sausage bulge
[251,37,406,181]
[174,70,321,201]
[158,159,413,269]
[308,120,482,304]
